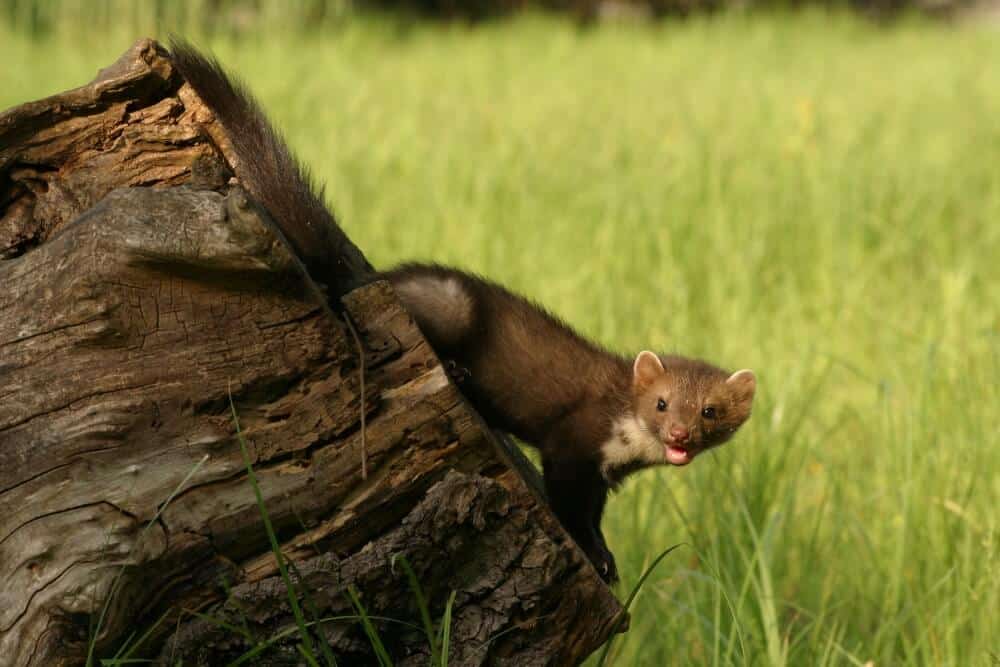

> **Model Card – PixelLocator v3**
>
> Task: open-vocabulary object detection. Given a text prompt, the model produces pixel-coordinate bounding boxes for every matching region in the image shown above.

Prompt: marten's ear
[633,351,664,390]
[726,369,756,407]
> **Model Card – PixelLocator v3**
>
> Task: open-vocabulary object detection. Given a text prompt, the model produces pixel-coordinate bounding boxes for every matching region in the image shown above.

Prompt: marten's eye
[657,398,667,412]
[701,406,717,419]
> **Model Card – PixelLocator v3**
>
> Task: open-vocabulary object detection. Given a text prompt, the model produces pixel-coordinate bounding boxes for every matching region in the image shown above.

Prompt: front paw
[444,359,470,384]
[586,543,619,584]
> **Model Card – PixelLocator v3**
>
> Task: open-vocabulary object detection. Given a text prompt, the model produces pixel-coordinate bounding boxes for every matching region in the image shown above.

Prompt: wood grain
[0,39,624,666]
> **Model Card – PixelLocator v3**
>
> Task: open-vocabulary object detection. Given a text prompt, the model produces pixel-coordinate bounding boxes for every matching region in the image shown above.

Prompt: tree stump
[0,40,624,666]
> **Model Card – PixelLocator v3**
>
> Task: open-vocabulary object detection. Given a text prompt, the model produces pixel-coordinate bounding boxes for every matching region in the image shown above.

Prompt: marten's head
[603,351,756,479]
[631,351,756,465]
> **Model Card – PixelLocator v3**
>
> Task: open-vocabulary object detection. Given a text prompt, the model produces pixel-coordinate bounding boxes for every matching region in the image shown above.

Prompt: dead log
[0,40,624,666]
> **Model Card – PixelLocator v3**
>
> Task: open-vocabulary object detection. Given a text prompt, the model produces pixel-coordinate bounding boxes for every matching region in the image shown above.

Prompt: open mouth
[664,444,696,466]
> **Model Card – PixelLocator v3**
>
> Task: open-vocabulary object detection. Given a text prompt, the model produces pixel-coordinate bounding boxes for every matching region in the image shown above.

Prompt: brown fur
[171,40,372,296]
[381,267,756,583]
[633,355,755,458]
[383,265,756,474]
[168,44,756,583]
[381,263,630,455]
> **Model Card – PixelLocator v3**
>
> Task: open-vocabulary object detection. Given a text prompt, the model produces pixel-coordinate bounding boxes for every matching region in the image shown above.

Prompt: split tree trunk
[0,40,624,666]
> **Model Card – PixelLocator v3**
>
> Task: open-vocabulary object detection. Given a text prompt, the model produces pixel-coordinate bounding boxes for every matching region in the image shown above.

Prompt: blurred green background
[3,2,998,665]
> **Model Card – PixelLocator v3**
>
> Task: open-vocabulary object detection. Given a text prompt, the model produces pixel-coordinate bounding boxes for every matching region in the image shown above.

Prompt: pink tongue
[665,445,693,466]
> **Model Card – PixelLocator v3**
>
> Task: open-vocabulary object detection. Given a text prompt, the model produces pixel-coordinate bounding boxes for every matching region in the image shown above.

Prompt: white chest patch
[599,414,664,480]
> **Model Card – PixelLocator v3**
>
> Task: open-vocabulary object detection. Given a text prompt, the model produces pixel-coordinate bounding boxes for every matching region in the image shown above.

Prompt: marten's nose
[669,427,689,443]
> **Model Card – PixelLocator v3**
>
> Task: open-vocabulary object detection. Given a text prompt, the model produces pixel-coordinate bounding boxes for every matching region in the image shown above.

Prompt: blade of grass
[596,543,684,667]
[106,630,138,662]
[390,554,440,665]
[218,575,258,648]
[229,388,318,663]
[225,614,422,667]
[86,453,210,667]
[286,560,339,667]
[297,643,322,667]
[346,585,394,667]
[187,609,256,643]
[438,590,457,667]
[107,609,172,665]
[473,610,559,654]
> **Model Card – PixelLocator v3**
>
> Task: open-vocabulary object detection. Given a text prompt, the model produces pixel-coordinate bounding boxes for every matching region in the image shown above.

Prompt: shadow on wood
[0,40,624,666]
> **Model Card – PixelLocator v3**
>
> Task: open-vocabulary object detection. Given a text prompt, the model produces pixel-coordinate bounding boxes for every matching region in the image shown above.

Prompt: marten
[171,42,756,584]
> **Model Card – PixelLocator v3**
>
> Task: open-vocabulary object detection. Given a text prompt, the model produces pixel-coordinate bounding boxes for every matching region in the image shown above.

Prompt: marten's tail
[169,40,371,297]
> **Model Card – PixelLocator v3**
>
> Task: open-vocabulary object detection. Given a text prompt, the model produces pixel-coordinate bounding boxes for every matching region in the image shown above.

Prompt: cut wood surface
[0,39,624,665]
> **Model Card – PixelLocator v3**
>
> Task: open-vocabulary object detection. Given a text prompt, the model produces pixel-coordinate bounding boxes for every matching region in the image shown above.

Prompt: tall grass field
[3,9,998,666]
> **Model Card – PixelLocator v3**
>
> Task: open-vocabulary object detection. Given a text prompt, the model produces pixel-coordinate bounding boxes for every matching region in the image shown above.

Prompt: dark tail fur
[169,40,372,297]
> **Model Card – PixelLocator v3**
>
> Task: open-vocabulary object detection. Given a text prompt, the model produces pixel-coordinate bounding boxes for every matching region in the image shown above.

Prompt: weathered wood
[0,39,624,666]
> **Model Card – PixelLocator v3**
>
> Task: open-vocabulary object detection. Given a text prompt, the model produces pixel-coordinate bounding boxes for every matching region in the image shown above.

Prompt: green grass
[4,8,998,666]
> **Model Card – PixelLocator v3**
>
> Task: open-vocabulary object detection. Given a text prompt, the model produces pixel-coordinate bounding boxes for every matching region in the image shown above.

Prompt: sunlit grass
[3,9,998,665]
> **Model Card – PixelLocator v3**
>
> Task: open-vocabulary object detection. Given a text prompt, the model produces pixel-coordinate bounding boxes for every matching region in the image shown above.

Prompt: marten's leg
[590,480,618,583]
[542,457,617,583]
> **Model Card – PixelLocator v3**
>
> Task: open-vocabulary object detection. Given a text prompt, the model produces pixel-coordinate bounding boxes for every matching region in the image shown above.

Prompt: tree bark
[0,40,624,666]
